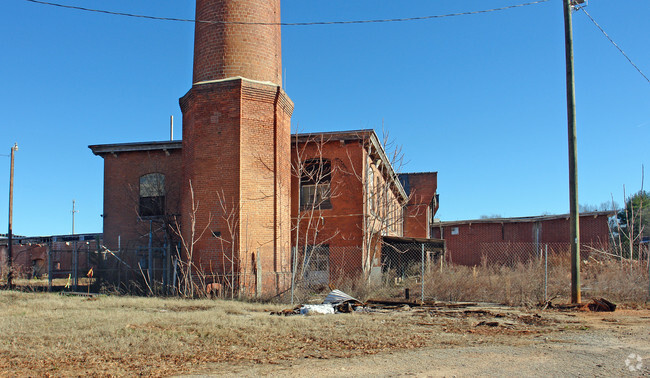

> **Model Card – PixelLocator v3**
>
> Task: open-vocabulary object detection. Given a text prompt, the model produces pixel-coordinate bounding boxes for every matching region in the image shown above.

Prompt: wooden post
[563,0,581,304]
[256,248,262,298]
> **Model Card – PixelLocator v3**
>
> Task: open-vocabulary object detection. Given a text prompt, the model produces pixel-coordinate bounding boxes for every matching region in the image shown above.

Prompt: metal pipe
[170,115,174,141]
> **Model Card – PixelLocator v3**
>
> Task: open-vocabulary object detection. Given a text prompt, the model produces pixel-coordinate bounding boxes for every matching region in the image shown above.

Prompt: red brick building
[431,211,614,266]
[1,233,101,281]
[88,0,441,295]
[90,130,441,290]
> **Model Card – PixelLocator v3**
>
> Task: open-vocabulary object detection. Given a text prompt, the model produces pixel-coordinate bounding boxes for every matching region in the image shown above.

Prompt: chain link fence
[287,241,649,305]
[3,239,649,305]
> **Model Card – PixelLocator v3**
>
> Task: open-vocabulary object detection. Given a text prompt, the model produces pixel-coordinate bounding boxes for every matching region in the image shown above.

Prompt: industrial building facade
[86,0,441,296]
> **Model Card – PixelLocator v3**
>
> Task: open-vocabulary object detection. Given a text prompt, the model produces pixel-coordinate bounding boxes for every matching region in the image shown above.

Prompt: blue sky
[1,0,648,236]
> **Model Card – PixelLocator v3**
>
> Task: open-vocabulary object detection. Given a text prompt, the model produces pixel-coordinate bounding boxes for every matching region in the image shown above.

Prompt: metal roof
[433,211,615,226]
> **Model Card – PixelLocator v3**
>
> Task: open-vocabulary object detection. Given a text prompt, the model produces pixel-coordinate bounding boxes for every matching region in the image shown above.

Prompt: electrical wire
[578,7,650,84]
[23,0,550,26]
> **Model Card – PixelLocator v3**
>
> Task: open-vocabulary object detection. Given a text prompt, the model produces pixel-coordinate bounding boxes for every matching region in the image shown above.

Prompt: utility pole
[564,0,582,304]
[72,199,78,235]
[7,143,18,288]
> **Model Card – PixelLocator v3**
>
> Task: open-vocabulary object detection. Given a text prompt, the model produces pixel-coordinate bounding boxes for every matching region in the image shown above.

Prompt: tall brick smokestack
[180,0,293,297]
[193,0,282,85]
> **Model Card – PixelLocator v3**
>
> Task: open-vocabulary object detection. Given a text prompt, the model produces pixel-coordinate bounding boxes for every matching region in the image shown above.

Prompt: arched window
[139,173,165,217]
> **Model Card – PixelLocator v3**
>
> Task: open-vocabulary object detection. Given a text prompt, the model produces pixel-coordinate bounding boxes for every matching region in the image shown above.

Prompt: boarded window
[300,159,331,210]
[139,173,165,217]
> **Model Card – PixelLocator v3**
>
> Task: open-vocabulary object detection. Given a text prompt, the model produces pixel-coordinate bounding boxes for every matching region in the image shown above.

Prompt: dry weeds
[0,291,578,376]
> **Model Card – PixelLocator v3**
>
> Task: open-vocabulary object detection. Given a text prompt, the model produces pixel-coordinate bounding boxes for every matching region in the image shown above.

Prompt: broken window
[139,173,165,217]
[300,159,332,210]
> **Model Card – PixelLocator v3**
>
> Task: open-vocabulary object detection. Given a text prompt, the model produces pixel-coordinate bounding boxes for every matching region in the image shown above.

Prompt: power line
[23,0,550,26]
[578,7,650,84]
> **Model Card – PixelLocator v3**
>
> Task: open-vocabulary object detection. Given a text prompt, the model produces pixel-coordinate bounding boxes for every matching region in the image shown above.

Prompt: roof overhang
[89,141,182,157]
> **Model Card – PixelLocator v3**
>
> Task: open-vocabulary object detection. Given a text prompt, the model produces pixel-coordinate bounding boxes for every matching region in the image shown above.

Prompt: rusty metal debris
[545,297,616,312]
[271,290,481,316]
[587,298,616,312]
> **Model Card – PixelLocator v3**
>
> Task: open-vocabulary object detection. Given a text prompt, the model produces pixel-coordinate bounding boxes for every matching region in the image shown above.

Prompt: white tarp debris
[300,304,335,315]
[323,289,359,305]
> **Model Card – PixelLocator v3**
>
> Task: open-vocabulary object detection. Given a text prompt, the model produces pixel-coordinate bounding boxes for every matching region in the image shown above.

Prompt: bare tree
[345,129,418,280]
[291,133,345,288]
[171,180,213,297]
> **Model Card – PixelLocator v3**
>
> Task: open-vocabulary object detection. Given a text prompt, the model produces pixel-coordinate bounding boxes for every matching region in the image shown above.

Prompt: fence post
[544,244,548,303]
[291,246,296,305]
[73,240,78,291]
[421,243,425,303]
[148,220,153,284]
[47,241,52,292]
[256,248,262,298]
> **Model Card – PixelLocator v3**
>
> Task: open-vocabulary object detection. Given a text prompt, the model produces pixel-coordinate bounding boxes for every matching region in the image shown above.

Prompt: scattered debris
[588,298,616,312]
[271,290,483,317]
[323,289,364,313]
[59,292,97,298]
[476,321,499,327]
[269,307,301,316]
[542,297,617,312]
[300,304,335,315]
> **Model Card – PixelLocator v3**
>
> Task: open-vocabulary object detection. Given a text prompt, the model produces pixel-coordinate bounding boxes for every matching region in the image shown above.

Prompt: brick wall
[401,172,438,238]
[193,0,282,85]
[291,137,365,275]
[180,78,293,295]
[102,149,182,251]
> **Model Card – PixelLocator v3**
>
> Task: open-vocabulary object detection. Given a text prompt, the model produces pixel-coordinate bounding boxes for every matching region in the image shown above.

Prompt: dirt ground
[196,307,650,377]
[1,292,648,376]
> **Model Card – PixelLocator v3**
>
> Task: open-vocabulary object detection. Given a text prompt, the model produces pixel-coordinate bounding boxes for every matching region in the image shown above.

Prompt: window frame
[139,173,166,218]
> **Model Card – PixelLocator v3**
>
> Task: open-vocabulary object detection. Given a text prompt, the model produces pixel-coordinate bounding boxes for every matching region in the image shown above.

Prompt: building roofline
[0,232,102,245]
[433,211,616,226]
[88,131,374,156]
[88,141,182,156]
[383,235,445,245]
[293,129,375,142]
[399,171,439,176]
[293,129,408,201]
[88,129,409,201]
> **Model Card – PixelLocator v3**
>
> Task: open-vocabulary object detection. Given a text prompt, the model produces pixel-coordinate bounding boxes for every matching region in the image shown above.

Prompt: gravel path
[197,309,650,377]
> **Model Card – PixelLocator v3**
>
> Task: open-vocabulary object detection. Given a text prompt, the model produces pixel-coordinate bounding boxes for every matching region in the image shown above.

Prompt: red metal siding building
[432,212,613,266]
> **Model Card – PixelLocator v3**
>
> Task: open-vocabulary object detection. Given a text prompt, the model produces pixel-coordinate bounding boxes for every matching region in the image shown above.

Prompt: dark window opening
[139,173,165,217]
[300,159,332,210]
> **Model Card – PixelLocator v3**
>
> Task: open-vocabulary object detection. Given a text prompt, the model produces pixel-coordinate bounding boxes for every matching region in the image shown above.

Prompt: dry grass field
[1,291,649,376]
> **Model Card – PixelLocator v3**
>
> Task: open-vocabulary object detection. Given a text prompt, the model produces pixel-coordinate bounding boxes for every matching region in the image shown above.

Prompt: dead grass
[0,291,437,376]
[286,255,649,307]
[423,255,649,306]
[3,290,640,376]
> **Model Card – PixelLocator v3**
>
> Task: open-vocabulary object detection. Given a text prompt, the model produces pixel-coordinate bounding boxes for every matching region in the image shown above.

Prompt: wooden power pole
[7,143,18,288]
[564,0,581,304]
